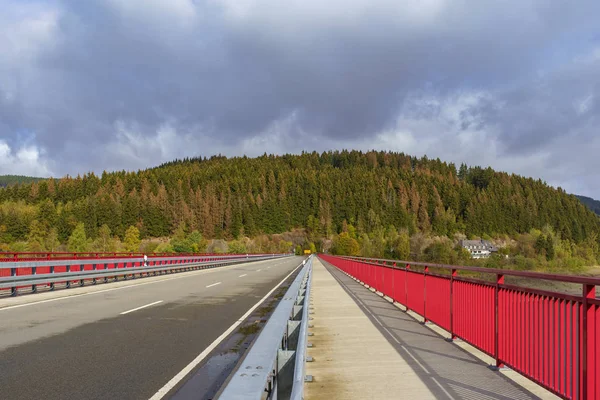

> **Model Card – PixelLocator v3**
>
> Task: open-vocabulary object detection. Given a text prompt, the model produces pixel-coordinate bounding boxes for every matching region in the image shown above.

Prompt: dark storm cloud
[1,0,600,196]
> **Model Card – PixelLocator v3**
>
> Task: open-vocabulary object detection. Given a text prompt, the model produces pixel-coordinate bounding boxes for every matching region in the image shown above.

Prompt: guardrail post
[582,283,595,400]
[495,273,504,368]
[449,269,457,340]
[31,266,37,293]
[10,267,17,296]
[92,264,97,285]
[66,265,71,288]
[50,265,55,290]
[79,264,84,286]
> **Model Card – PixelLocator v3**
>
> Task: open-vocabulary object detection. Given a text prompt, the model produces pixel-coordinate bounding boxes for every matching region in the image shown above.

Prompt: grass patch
[238,323,261,336]
[274,285,289,299]
[257,304,275,317]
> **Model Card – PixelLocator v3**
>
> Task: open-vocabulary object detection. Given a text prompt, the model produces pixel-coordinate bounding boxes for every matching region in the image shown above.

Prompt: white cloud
[0,2,61,65]
[0,140,53,177]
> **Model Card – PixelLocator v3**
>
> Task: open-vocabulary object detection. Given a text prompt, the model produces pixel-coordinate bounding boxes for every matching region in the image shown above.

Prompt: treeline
[0,175,44,187]
[0,151,598,253]
[7,218,295,255]
[328,224,599,272]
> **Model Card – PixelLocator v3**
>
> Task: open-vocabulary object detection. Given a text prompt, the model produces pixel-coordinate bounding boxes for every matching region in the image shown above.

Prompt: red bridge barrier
[0,251,252,262]
[320,254,600,400]
[0,253,283,294]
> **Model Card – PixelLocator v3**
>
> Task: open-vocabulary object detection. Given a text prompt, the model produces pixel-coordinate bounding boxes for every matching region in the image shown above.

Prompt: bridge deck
[305,257,558,400]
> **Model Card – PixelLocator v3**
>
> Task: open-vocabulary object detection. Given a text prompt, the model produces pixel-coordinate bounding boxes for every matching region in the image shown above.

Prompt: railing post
[423,266,429,323]
[495,273,504,368]
[405,264,410,311]
[582,283,595,400]
[393,262,397,302]
[450,269,457,340]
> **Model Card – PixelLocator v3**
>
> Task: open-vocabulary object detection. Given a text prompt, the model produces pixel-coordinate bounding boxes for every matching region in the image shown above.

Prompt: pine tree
[396,230,410,260]
[45,228,60,252]
[27,219,47,251]
[68,223,89,252]
[97,224,112,252]
[545,236,555,261]
[418,198,431,232]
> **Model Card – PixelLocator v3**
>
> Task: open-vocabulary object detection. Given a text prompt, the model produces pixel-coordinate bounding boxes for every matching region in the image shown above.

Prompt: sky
[1,1,599,198]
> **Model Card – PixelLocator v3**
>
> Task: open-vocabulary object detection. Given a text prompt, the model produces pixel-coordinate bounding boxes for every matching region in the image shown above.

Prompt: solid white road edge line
[148,261,304,400]
[120,300,163,315]
[206,282,222,288]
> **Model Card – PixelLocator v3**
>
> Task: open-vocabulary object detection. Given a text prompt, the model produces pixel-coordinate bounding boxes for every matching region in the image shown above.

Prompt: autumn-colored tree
[27,220,46,251]
[45,228,60,252]
[333,232,360,256]
[94,224,113,252]
[228,240,247,254]
[124,225,141,253]
[396,230,410,260]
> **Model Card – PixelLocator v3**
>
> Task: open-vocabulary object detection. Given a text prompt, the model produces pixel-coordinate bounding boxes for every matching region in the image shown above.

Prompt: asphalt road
[0,256,303,400]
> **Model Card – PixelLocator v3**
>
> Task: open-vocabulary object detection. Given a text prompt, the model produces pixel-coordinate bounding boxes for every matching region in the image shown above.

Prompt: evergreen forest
[1,151,598,271]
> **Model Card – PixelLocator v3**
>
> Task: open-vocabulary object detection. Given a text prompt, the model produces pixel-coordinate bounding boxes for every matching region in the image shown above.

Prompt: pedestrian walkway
[305,257,556,400]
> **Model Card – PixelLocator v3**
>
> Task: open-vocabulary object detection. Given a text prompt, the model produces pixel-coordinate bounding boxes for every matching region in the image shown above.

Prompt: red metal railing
[0,252,249,262]
[0,253,282,294]
[320,254,600,400]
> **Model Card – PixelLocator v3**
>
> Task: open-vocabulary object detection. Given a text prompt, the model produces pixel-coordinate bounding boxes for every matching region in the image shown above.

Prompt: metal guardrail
[217,255,313,400]
[0,254,276,269]
[0,254,289,296]
[289,257,313,400]
[0,252,261,261]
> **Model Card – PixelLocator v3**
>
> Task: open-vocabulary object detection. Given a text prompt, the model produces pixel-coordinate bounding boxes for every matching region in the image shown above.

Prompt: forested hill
[0,175,44,187]
[576,195,600,216]
[0,151,598,244]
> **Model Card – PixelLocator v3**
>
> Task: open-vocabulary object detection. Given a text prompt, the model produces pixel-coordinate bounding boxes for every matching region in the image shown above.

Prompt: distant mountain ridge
[576,195,600,216]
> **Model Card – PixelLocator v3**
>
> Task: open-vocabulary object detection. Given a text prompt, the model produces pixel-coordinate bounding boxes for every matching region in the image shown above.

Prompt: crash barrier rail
[320,254,600,400]
[0,254,291,296]
[218,256,313,400]
[0,252,273,262]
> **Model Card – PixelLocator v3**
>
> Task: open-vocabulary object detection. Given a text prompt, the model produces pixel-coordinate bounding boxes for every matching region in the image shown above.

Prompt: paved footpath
[305,257,557,400]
